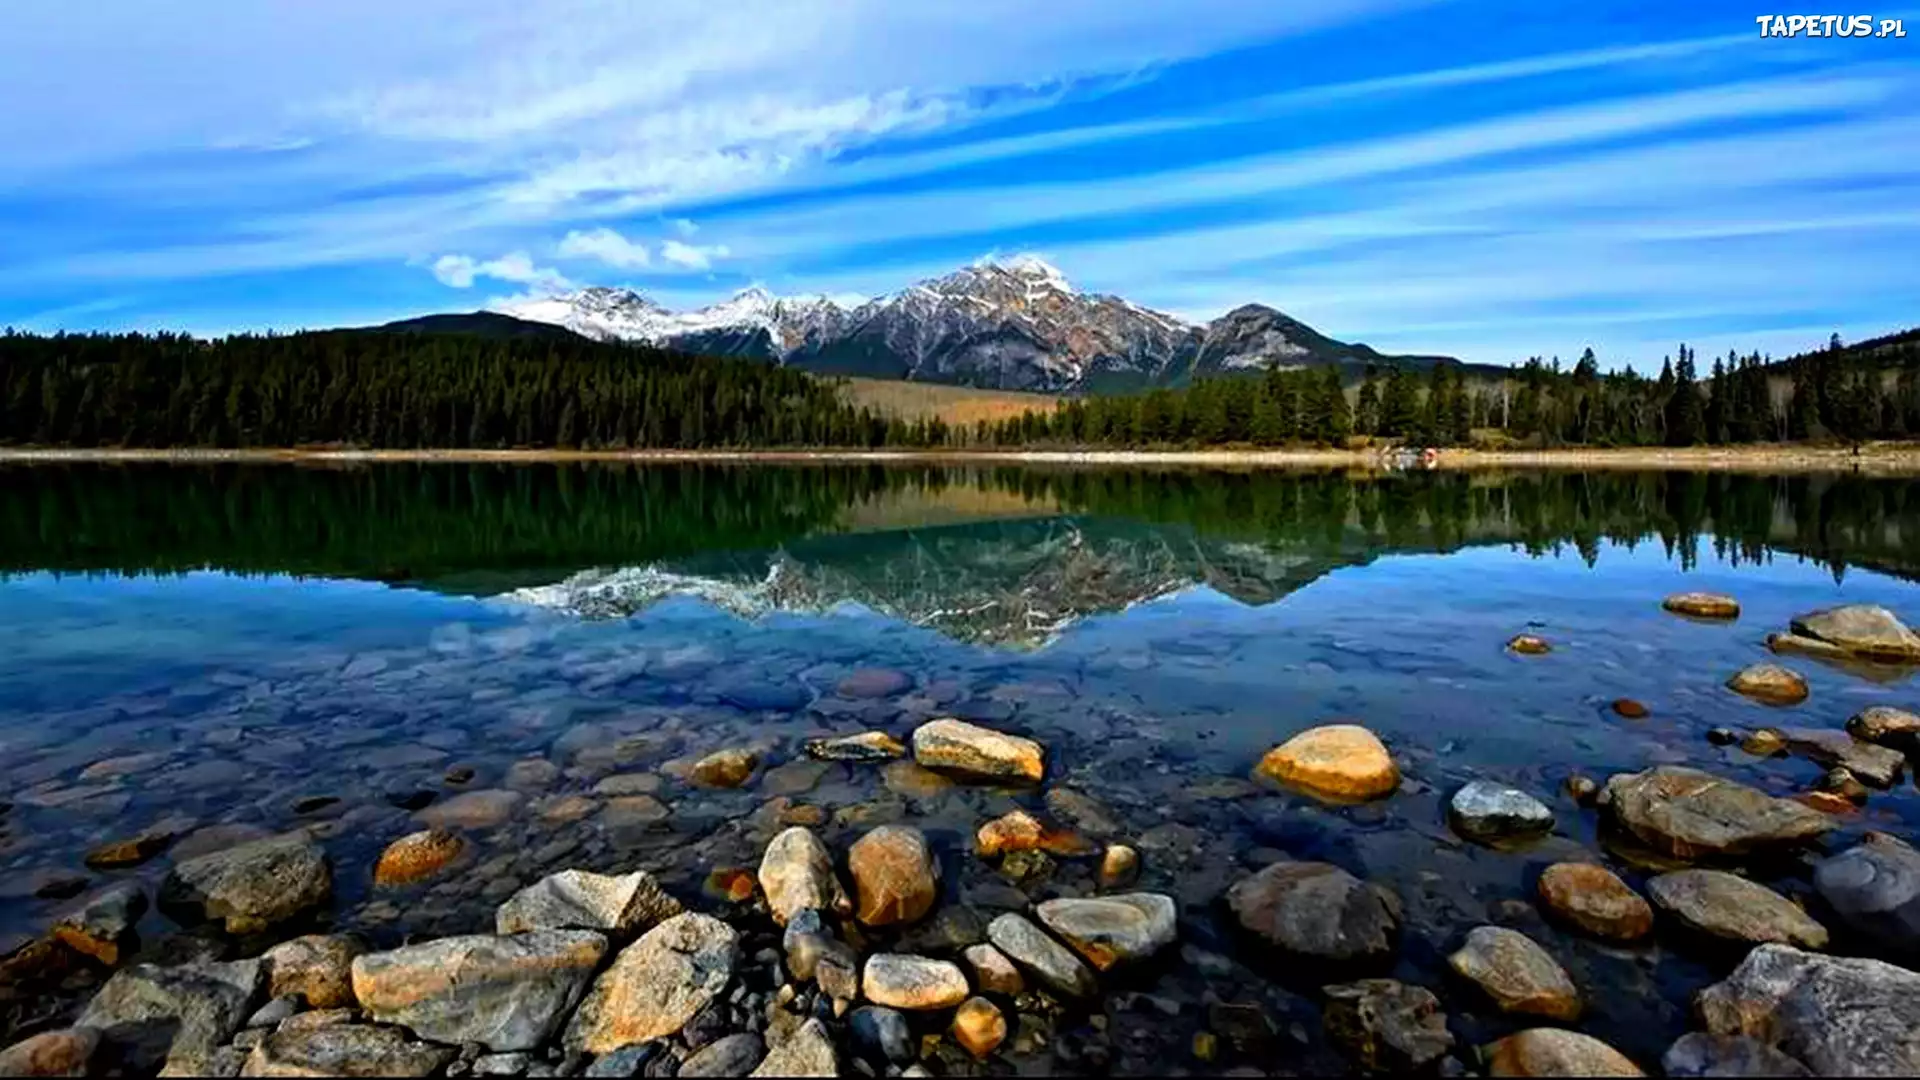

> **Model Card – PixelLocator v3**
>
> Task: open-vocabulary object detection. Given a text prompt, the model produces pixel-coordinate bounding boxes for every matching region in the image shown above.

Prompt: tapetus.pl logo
[1755,14,1906,35]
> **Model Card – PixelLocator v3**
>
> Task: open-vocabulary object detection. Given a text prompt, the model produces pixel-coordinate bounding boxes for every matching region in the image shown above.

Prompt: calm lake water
[3,463,1919,1070]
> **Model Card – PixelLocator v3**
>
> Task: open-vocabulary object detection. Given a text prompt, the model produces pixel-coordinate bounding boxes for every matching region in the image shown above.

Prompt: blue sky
[2,0,1916,368]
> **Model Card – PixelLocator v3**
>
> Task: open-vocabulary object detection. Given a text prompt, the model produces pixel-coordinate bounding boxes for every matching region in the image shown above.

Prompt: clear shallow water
[2,463,1919,1070]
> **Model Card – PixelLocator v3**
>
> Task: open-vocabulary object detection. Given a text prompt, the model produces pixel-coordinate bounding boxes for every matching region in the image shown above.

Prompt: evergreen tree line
[0,329,962,450]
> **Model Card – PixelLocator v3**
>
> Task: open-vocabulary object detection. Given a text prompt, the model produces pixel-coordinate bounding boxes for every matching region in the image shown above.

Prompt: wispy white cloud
[659,239,732,271]
[557,227,650,269]
[431,251,572,293]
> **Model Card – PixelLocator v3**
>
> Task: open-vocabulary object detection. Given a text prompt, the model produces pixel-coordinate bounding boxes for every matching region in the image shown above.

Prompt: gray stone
[496,870,684,937]
[240,1022,458,1077]
[1322,979,1455,1074]
[1847,705,1920,752]
[1790,604,1920,662]
[1661,1033,1810,1077]
[1448,780,1554,842]
[1648,870,1828,948]
[583,1044,654,1078]
[1777,729,1905,788]
[1698,943,1920,1076]
[1033,893,1178,970]
[351,931,609,1052]
[1226,861,1402,963]
[1602,766,1833,860]
[850,1007,914,1065]
[77,958,265,1073]
[985,912,1097,997]
[475,1051,534,1076]
[750,1019,836,1078]
[159,834,332,934]
[1814,834,1920,959]
[861,954,969,1010]
[245,995,300,1030]
[680,1034,764,1078]
[568,913,740,1054]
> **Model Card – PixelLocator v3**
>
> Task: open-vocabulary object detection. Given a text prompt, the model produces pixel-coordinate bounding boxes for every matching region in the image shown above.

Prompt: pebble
[952,997,1007,1058]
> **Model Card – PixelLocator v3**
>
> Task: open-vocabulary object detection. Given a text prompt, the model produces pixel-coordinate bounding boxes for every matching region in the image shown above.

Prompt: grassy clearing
[840,377,1061,426]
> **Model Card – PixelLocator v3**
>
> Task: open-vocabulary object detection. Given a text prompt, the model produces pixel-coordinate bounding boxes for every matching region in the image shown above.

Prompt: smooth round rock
[1099,845,1140,889]
[1647,870,1828,949]
[758,827,847,926]
[1508,634,1553,655]
[1536,863,1652,942]
[1789,604,1920,662]
[1033,893,1177,970]
[1254,725,1399,802]
[374,829,466,887]
[910,719,1045,782]
[1813,834,1920,958]
[952,997,1007,1059]
[1603,766,1832,859]
[862,954,969,1011]
[1446,926,1580,1021]
[848,826,938,927]
[1448,781,1554,843]
[1726,663,1809,706]
[690,749,757,789]
[1664,593,1740,619]
[1486,1029,1643,1077]
[1847,705,1920,751]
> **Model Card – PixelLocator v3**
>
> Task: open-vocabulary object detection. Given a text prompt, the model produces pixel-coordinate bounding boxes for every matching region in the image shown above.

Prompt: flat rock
[1226,861,1402,963]
[52,881,146,966]
[1726,663,1809,706]
[1813,834,1920,958]
[263,935,364,1010]
[1321,979,1454,1073]
[416,789,523,829]
[861,954,970,1010]
[1044,787,1123,837]
[1777,729,1905,787]
[496,869,683,937]
[372,828,465,887]
[761,760,830,796]
[751,1018,837,1078]
[567,913,740,1054]
[804,731,906,762]
[160,834,331,934]
[1846,705,1920,751]
[1535,863,1652,942]
[986,912,1097,997]
[681,1032,766,1077]
[1446,926,1580,1021]
[601,794,671,829]
[504,757,560,791]
[77,958,265,1073]
[352,931,606,1052]
[848,825,938,926]
[952,996,1006,1058]
[691,748,758,789]
[1767,631,1852,663]
[1033,893,1177,970]
[758,826,848,925]
[1789,604,1920,662]
[911,719,1044,782]
[1485,1029,1643,1077]
[962,943,1024,994]
[1664,592,1741,619]
[1254,725,1399,801]
[1647,870,1827,948]
[0,1029,98,1078]
[240,1022,457,1077]
[1449,781,1554,842]
[1602,766,1833,859]
[1697,943,1920,1076]
[1661,1033,1810,1077]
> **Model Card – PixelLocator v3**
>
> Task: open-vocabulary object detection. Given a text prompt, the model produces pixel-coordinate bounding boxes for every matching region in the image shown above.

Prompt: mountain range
[381,256,1473,392]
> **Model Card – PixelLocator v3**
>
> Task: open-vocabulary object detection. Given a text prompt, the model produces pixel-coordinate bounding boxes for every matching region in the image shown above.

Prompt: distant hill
[373,312,591,341]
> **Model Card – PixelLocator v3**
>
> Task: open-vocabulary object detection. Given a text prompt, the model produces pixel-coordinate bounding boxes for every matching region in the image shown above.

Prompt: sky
[2,0,1916,369]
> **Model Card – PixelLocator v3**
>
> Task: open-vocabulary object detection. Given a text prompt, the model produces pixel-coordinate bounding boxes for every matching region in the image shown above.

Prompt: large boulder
[1448,781,1553,843]
[985,913,1097,997]
[1254,725,1399,801]
[1789,604,1920,663]
[911,719,1044,782]
[1776,729,1905,788]
[351,931,608,1052]
[77,958,265,1074]
[1227,861,1401,963]
[495,869,682,937]
[240,1023,457,1077]
[1445,926,1580,1021]
[567,913,740,1053]
[1484,1029,1643,1077]
[848,825,939,927]
[159,834,332,934]
[1602,766,1833,859]
[1813,834,1920,958]
[860,954,969,1010]
[1321,979,1454,1074]
[1535,863,1652,942]
[758,827,848,926]
[1648,870,1828,948]
[1696,943,1920,1075]
[1726,664,1809,706]
[1846,706,1920,752]
[1033,893,1178,970]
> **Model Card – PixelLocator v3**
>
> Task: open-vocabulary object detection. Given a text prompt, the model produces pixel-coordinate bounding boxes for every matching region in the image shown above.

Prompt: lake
[3,462,1919,1073]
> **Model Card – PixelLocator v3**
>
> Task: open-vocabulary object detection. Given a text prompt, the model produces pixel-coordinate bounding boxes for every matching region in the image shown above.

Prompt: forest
[2,325,1916,450]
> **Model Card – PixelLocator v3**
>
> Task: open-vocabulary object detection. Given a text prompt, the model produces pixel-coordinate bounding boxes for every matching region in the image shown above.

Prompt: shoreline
[1,443,1919,473]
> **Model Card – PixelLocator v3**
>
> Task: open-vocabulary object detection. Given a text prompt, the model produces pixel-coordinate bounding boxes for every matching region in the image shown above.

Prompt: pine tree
[1354,364,1380,436]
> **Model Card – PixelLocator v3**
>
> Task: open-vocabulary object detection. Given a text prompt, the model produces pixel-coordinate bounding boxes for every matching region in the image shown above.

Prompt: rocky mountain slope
[398,256,1465,392]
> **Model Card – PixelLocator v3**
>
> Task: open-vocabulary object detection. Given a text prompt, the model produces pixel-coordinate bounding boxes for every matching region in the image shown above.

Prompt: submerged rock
[805,731,907,762]
[1254,725,1399,801]
[1535,862,1652,942]
[567,913,739,1054]
[1602,766,1833,859]
[1845,705,1920,752]
[1484,1029,1643,1077]
[1696,943,1920,1076]
[1788,604,1920,662]
[1321,978,1454,1074]
[1664,592,1741,619]
[848,825,939,927]
[495,869,683,937]
[1726,663,1810,706]
[1448,781,1554,843]
[1446,926,1581,1021]
[77,958,264,1074]
[1661,1033,1810,1077]
[416,789,523,829]
[838,668,912,699]
[986,912,1097,998]
[351,931,608,1052]
[263,934,366,1010]
[861,954,969,1010]
[241,1022,457,1077]
[1776,729,1905,788]
[1033,893,1178,970]
[1647,870,1828,948]
[1612,698,1651,719]
[159,834,331,934]
[758,827,848,926]
[373,828,466,887]
[911,719,1045,782]
[1227,861,1401,963]
[1507,634,1553,655]
[1813,833,1920,958]
[691,748,758,789]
